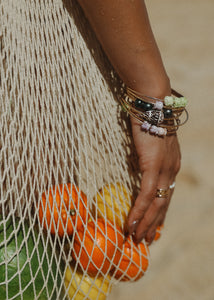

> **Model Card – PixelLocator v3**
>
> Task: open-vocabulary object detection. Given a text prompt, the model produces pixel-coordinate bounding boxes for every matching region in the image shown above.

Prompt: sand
[110,0,214,299]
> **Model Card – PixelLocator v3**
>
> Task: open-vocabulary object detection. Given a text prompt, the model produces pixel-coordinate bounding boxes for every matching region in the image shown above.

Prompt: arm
[77,0,181,244]
[77,0,170,96]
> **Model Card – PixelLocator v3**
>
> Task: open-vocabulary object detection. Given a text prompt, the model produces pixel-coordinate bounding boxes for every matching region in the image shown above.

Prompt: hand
[126,116,181,244]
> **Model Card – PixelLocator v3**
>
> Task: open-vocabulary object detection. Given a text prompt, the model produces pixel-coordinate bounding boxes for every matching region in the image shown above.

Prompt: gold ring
[156,188,169,198]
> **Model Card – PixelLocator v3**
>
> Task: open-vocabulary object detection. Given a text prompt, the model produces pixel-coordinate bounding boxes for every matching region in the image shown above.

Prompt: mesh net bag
[0,0,151,299]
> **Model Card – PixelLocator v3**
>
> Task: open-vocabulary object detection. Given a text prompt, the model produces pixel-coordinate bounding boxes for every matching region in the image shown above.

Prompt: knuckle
[144,189,156,201]
[161,164,173,176]
[127,207,145,228]
[141,215,153,230]
[142,183,157,200]
[161,157,181,176]
[140,223,150,235]
[154,198,168,210]
[157,211,166,224]
[139,156,160,173]
[132,204,146,218]
[174,159,181,175]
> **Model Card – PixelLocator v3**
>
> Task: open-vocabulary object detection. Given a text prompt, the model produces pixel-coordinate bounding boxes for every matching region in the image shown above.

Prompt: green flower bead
[173,97,181,107]
[174,97,188,108]
[164,96,174,106]
[180,97,188,107]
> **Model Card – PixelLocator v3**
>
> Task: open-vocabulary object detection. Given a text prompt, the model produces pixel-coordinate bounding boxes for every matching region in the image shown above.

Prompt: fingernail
[151,230,156,240]
[123,230,129,243]
[147,231,156,245]
[129,220,139,235]
[133,235,139,244]
[123,222,129,235]
[124,230,129,237]
[133,233,145,245]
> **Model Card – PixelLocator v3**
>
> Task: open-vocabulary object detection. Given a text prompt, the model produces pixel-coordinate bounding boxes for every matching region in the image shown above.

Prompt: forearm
[77,0,170,97]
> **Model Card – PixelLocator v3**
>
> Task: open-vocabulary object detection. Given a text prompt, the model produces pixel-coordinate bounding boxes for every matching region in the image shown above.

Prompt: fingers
[143,202,168,245]
[127,171,176,244]
[133,186,169,244]
[126,167,159,236]
[144,184,175,244]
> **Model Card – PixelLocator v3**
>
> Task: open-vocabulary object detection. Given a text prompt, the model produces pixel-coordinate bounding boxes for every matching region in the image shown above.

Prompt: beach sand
[110,1,214,299]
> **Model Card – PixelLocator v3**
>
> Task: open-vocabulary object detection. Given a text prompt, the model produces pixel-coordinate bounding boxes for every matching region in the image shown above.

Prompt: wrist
[122,63,171,99]
[125,76,171,100]
[119,44,171,99]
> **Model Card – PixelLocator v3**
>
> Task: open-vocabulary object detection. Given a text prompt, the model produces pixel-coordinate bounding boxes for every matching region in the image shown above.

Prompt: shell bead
[150,125,159,134]
[144,110,164,125]
[157,127,167,136]
[154,101,163,110]
[141,121,151,131]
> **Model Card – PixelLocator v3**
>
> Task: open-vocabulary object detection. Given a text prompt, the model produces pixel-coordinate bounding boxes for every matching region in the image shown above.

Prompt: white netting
[0,1,151,299]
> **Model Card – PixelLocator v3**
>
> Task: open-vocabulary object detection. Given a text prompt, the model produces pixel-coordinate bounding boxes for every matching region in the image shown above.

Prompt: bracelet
[120,87,189,136]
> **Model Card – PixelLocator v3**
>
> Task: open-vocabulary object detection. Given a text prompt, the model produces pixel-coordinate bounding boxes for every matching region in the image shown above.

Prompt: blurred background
[110,0,214,299]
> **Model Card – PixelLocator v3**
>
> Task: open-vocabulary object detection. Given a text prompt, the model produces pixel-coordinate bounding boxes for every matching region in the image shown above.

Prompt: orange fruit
[112,236,149,281]
[154,224,164,241]
[94,182,131,230]
[38,183,88,237]
[72,218,123,276]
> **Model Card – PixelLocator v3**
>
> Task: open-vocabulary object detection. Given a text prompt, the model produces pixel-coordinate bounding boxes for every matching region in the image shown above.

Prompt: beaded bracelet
[126,89,189,132]
[120,87,189,136]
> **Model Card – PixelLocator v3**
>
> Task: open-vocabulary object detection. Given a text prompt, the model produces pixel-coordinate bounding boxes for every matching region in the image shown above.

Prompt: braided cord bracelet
[120,87,189,136]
